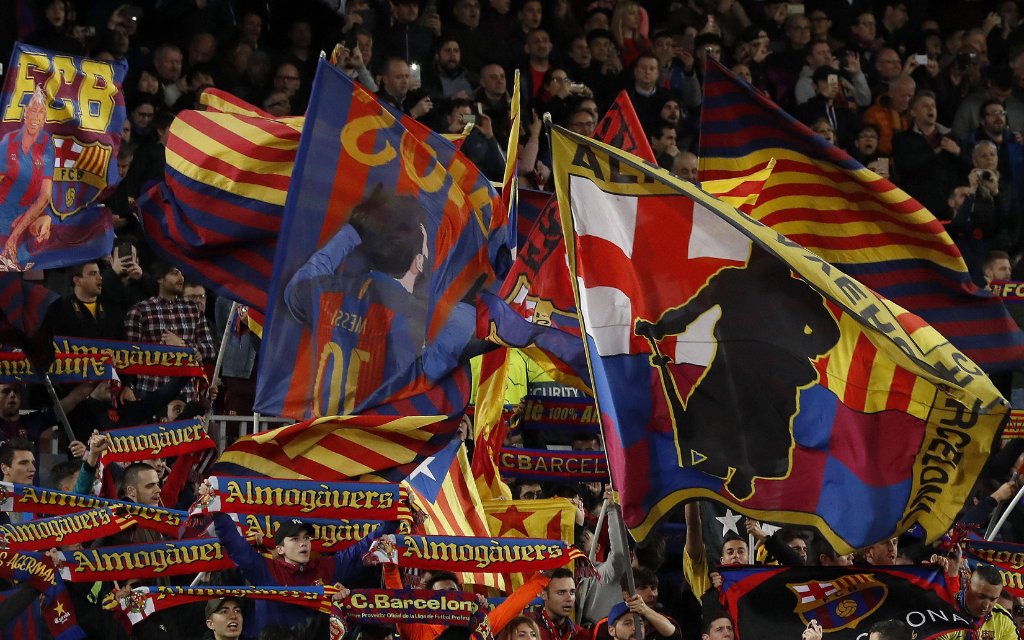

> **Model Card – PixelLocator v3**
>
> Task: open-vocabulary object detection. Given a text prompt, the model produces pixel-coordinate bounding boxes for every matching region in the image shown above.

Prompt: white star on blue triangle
[407,438,460,502]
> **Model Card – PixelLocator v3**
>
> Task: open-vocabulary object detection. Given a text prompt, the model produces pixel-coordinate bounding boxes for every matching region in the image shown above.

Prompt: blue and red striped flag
[0,273,58,366]
[254,60,503,419]
[699,59,1024,372]
[551,125,1007,552]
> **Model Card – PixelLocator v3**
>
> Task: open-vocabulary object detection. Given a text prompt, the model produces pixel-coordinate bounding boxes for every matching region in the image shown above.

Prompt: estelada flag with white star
[404,438,504,591]
[551,126,1008,554]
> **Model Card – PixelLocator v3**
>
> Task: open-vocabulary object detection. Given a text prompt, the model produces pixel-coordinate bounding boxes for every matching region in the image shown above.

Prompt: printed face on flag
[0,44,125,271]
[258,61,495,418]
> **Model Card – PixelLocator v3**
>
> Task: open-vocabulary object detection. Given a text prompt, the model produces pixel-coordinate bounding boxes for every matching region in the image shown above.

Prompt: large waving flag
[699,59,1024,372]
[138,89,493,316]
[551,125,1007,553]
[255,60,503,419]
[405,439,504,590]
[214,414,461,482]
[137,90,302,312]
[0,43,125,271]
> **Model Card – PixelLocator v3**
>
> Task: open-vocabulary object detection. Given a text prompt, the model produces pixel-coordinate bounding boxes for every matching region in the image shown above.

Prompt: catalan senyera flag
[214,414,461,482]
[0,43,124,272]
[699,59,1024,373]
[255,60,502,419]
[404,438,504,590]
[483,497,577,589]
[551,125,1008,553]
[471,347,514,502]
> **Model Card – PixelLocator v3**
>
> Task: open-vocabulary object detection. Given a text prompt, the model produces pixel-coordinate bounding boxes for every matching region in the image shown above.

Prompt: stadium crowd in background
[4,0,1024,639]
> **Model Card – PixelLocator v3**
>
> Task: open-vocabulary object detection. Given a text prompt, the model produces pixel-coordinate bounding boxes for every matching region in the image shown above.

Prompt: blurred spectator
[124,262,216,397]
[378,0,435,70]
[153,43,187,107]
[797,66,860,148]
[610,1,649,68]
[671,151,698,183]
[49,261,124,339]
[893,90,967,217]
[426,36,474,100]
[863,74,916,156]
[377,57,433,120]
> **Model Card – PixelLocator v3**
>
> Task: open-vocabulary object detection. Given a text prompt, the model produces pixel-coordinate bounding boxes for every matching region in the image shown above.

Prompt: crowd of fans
[4,0,1024,638]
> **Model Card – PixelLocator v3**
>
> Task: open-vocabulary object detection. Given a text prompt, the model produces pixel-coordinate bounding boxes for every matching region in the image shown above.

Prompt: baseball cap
[607,602,631,626]
[205,596,244,618]
[274,518,312,545]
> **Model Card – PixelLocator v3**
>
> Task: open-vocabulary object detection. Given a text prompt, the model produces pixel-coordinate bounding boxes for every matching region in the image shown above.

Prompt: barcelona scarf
[111,585,336,624]
[962,539,1024,596]
[52,337,206,377]
[99,419,215,464]
[330,589,492,640]
[519,396,600,433]
[232,513,391,554]
[0,507,134,551]
[497,447,607,481]
[989,281,1024,302]
[190,477,409,521]
[0,352,116,383]
[58,538,232,583]
[0,550,56,589]
[364,534,591,575]
[0,482,187,537]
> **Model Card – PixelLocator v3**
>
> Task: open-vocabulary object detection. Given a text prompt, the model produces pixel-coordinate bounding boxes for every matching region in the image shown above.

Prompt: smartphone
[460,113,476,125]
[409,62,421,82]
[423,2,438,18]
[914,53,928,65]
[475,102,484,115]
[788,3,805,14]
[115,240,134,263]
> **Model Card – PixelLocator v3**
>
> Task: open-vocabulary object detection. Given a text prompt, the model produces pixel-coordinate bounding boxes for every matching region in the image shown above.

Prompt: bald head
[888,75,916,112]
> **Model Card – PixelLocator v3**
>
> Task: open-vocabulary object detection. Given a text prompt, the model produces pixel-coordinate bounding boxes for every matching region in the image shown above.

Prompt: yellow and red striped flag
[404,439,505,590]
[213,415,461,483]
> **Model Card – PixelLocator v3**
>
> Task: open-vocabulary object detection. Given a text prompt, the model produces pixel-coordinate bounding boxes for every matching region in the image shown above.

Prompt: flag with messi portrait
[255,60,504,419]
[719,566,971,639]
[551,127,1008,554]
[0,43,125,271]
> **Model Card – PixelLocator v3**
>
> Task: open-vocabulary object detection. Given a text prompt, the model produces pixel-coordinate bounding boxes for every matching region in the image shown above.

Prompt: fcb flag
[214,414,461,482]
[719,565,971,639]
[404,438,504,590]
[699,59,1024,373]
[0,43,124,271]
[255,60,502,419]
[550,126,1007,553]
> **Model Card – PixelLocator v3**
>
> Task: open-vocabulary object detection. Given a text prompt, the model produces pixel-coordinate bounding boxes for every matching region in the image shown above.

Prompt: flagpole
[986,483,1024,540]
[42,373,77,444]
[544,117,643,629]
[205,301,238,436]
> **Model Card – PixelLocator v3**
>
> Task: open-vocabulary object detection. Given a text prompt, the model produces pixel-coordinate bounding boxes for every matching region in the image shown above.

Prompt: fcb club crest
[787,573,887,631]
[50,135,113,218]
